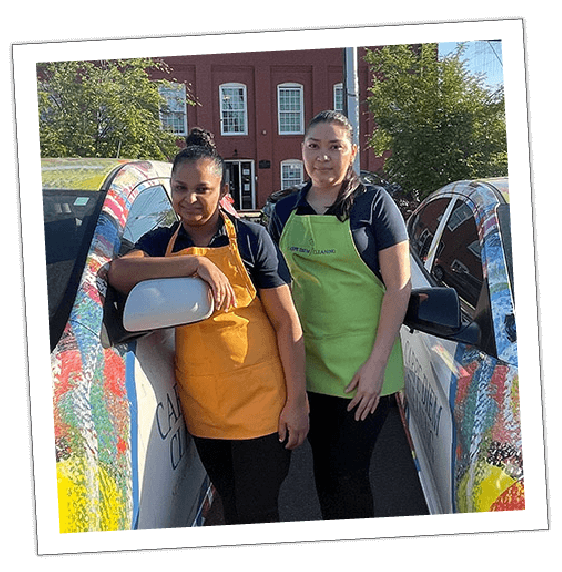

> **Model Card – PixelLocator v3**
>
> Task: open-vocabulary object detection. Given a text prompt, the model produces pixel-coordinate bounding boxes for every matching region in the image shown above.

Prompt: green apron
[279,210,404,398]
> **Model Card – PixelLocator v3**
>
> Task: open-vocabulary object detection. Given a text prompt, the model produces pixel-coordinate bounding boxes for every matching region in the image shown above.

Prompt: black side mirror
[404,287,461,334]
[404,287,480,345]
[101,284,150,348]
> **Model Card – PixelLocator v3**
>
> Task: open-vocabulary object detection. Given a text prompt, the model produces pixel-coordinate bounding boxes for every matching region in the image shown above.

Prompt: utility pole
[343,47,361,174]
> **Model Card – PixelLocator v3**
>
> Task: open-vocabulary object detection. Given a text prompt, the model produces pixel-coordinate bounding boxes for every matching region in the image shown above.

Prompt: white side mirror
[123,277,214,332]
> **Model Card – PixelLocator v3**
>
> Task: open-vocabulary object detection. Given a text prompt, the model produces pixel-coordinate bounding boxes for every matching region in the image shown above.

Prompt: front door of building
[225,160,255,210]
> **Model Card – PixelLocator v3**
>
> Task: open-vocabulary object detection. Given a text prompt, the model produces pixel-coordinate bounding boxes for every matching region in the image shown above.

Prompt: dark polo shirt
[268,182,408,283]
[135,211,291,290]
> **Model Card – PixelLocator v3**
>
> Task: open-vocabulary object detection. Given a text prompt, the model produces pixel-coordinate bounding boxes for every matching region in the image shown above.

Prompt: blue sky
[438,41,504,89]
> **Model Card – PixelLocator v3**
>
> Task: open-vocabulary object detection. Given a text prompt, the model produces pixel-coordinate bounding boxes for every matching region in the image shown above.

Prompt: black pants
[193,432,291,525]
[307,391,391,520]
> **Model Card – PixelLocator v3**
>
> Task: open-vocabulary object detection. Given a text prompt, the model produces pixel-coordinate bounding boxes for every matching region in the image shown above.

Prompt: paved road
[204,395,429,525]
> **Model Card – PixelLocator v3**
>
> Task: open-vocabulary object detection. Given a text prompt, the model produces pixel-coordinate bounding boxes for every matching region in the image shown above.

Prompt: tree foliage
[37,58,194,160]
[365,43,507,199]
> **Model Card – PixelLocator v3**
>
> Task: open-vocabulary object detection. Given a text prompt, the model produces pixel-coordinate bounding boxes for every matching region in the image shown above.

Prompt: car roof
[432,177,509,205]
[41,158,130,191]
[482,177,509,203]
[41,158,172,191]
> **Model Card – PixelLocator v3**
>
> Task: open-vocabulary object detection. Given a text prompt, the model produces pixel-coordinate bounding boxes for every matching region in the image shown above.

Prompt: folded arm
[108,250,236,311]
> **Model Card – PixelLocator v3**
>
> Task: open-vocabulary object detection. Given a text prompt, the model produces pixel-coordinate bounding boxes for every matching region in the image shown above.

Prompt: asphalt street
[204,394,429,525]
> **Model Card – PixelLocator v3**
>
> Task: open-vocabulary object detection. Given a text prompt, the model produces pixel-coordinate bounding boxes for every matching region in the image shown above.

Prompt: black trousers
[193,432,291,525]
[307,391,391,520]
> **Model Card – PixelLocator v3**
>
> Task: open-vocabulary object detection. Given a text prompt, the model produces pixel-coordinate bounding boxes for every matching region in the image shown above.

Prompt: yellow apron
[166,212,287,440]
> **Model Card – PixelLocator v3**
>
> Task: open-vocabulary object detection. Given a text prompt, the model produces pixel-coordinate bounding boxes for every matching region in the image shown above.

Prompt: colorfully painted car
[44,158,219,533]
[399,177,523,514]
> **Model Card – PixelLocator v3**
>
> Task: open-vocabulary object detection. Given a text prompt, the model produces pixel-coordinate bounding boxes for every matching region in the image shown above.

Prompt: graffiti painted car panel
[400,178,524,514]
[44,158,210,533]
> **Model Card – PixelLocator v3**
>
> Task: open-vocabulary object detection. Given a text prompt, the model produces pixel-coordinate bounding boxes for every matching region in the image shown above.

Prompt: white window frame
[219,83,248,136]
[333,83,343,113]
[280,160,304,189]
[277,83,304,135]
[158,83,187,136]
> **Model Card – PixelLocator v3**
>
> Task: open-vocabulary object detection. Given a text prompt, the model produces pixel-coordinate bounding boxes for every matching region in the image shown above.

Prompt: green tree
[365,43,507,199]
[37,58,194,160]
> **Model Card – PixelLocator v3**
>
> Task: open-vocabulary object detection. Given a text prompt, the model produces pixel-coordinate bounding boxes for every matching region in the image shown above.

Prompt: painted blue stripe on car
[125,341,139,529]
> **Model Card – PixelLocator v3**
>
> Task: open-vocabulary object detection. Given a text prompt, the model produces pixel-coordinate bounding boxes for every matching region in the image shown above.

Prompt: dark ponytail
[305,110,361,221]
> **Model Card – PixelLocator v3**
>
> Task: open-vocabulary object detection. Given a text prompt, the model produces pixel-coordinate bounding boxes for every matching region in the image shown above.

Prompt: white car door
[400,193,460,514]
[132,329,208,529]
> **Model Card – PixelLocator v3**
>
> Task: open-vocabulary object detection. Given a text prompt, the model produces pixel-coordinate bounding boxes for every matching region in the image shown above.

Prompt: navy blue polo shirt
[135,211,291,290]
[268,182,408,282]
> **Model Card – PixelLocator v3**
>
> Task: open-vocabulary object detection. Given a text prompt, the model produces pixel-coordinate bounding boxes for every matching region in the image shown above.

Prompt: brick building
[151,47,389,210]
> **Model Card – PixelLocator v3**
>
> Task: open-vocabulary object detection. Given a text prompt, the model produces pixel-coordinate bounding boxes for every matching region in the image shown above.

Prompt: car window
[431,199,483,319]
[43,189,107,350]
[408,198,450,263]
[121,183,177,254]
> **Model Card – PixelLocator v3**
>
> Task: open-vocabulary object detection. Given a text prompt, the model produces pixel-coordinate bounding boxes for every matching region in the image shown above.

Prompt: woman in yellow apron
[269,111,411,520]
[109,128,308,524]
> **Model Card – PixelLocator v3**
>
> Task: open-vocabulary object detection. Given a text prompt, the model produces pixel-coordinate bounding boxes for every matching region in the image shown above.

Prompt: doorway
[225,160,255,210]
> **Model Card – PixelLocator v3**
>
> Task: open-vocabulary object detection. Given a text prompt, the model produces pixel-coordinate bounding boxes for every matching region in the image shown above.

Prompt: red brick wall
[152,48,387,208]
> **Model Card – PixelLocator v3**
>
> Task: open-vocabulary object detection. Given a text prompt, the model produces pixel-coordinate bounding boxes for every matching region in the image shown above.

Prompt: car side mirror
[102,283,151,348]
[123,277,214,332]
[403,287,481,346]
[404,287,461,335]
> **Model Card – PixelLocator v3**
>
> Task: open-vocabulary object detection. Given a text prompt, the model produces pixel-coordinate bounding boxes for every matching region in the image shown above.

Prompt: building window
[159,83,187,135]
[278,84,304,135]
[333,83,343,113]
[220,83,248,136]
[281,160,303,189]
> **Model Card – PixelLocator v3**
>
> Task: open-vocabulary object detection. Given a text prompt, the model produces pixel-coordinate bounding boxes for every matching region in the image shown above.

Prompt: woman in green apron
[269,110,411,520]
